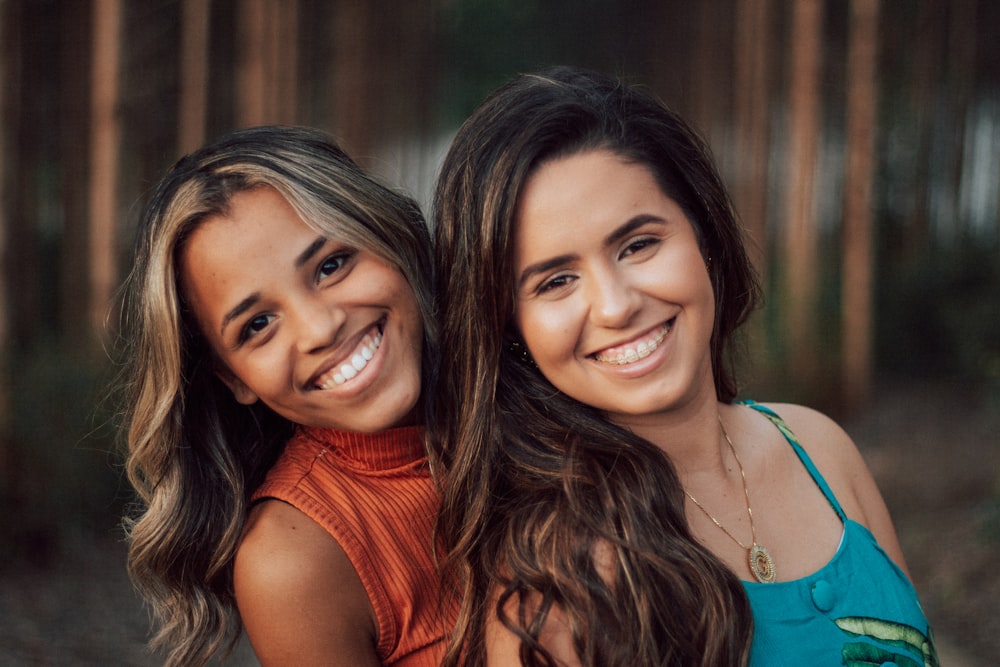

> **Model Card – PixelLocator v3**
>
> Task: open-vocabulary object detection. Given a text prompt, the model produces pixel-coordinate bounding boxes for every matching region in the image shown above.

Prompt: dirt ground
[846,378,1000,666]
[0,535,258,666]
[0,377,996,665]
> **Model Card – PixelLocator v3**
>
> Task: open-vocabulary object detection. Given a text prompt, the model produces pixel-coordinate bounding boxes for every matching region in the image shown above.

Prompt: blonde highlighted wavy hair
[119,126,434,666]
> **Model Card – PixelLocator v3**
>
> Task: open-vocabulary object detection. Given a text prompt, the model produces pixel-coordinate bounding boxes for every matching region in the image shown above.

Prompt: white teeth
[316,331,382,389]
[594,323,671,365]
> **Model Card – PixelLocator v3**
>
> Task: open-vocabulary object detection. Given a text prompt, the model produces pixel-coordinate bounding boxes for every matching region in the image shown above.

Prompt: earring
[507,340,536,367]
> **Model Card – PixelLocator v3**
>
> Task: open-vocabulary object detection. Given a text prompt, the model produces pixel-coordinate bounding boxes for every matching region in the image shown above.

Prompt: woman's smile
[591,320,673,365]
[312,322,383,390]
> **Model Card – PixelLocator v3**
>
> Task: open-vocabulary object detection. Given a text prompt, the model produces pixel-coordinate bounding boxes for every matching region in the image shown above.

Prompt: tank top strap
[739,400,847,522]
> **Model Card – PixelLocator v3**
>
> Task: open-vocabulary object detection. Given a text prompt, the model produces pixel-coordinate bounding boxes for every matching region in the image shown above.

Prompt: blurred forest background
[0,0,998,664]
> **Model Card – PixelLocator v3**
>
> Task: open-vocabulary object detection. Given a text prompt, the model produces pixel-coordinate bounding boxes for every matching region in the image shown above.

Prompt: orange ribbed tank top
[252,425,454,666]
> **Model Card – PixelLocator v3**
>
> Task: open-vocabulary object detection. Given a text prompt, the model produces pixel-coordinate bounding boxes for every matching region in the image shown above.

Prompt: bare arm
[484,591,581,667]
[483,541,618,667]
[234,499,381,667]
[836,430,912,577]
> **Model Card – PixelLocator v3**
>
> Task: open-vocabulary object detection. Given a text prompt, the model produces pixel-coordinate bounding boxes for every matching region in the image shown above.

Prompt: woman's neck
[613,391,729,479]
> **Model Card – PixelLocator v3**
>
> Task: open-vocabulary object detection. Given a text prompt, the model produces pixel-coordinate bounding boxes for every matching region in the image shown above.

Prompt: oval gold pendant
[749,544,776,583]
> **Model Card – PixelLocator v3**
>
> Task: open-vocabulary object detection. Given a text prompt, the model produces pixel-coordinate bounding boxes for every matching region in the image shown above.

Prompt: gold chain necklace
[685,416,777,583]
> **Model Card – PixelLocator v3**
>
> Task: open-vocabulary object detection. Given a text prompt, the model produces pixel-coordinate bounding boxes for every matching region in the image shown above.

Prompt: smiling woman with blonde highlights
[120,126,453,666]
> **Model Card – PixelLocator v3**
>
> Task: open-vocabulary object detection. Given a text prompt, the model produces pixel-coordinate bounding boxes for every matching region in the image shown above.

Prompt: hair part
[432,67,758,665]
[120,126,434,666]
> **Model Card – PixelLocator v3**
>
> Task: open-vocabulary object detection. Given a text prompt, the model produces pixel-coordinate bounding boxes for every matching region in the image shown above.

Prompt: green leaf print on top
[835,617,939,667]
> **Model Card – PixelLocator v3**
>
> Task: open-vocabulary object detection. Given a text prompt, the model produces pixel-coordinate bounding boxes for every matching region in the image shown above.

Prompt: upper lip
[305,320,383,389]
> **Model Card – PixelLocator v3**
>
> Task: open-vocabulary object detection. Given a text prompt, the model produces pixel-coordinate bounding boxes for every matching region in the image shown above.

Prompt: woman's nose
[586,270,639,328]
[291,295,345,354]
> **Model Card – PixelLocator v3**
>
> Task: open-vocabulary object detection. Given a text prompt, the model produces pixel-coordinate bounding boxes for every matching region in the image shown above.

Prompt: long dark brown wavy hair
[431,66,761,666]
[118,126,435,666]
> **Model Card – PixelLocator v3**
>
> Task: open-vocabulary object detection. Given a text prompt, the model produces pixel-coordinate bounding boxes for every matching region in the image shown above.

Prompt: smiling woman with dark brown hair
[431,66,936,667]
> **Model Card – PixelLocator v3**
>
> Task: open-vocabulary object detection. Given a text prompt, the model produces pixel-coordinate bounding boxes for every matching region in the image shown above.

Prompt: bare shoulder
[234,499,380,667]
[751,402,910,574]
[752,402,873,494]
[754,402,857,457]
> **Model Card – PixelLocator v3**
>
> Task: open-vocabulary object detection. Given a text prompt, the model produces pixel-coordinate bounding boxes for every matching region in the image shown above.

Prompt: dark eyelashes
[622,236,660,256]
[537,274,573,293]
[532,236,661,295]
[317,249,357,280]
[229,247,358,348]
[237,313,272,344]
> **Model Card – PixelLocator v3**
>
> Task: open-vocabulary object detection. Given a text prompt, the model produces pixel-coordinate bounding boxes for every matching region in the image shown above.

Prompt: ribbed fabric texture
[252,425,454,666]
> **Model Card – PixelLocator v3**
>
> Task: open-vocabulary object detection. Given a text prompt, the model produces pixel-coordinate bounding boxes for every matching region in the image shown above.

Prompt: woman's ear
[215,368,259,405]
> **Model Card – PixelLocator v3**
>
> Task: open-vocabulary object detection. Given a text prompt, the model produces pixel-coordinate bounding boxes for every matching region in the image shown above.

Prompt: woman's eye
[621,237,659,257]
[240,314,275,342]
[318,251,355,281]
[538,274,574,293]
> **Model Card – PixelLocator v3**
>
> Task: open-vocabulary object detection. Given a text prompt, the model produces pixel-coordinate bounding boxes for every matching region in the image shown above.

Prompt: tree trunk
[946,0,977,242]
[237,0,267,127]
[693,0,731,152]
[178,0,210,154]
[271,0,298,125]
[841,0,880,411]
[732,0,773,371]
[904,0,944,259]
[0,0,13,485]
[332,0,373,161]
[733,0,772,280]
[89,0,122,340]
[782,0,823,389]
[238,0,299,129]
[61,0,93,353]
[6,2,40,352]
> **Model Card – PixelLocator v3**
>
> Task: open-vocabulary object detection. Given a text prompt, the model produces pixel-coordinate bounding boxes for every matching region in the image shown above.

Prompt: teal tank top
[741,401,938,667]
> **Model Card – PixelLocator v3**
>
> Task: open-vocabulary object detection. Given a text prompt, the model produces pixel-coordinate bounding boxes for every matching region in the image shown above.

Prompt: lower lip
[590,322,673,379]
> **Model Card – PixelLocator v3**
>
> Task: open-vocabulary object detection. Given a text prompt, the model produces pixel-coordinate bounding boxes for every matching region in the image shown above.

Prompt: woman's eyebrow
[517,253,578,289]
[295,236,329,268]
[221,293,261,337]
[604,214,665,247]
[517,216,667,289]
